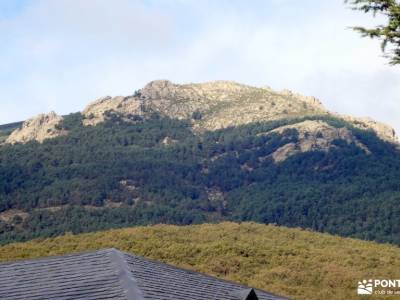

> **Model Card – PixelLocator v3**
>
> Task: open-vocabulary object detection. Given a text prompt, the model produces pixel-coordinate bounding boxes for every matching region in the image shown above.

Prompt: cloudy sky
[1,0,399,133]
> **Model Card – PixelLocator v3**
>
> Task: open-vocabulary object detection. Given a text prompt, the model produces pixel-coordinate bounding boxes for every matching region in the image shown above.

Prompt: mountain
[4,80,398,144]
[0,80,399,245]
[1,222,400,300]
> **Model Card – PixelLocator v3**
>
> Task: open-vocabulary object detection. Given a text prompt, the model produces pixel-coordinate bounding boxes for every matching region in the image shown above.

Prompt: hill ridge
[3,80,398,144]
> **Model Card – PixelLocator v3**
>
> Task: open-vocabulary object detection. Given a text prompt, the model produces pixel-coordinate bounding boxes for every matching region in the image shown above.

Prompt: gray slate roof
[0,248,288,300]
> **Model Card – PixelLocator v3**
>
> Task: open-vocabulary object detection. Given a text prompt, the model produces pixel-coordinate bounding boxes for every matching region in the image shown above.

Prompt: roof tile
[0,249,288,300]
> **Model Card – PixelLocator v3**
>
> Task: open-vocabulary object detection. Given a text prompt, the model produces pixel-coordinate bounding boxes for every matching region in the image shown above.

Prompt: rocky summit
[82,80,328,130]
[5,112,66,144]
[4,80,398,146]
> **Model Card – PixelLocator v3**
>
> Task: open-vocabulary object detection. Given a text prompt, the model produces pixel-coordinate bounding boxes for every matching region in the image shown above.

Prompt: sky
[0,0,399,133]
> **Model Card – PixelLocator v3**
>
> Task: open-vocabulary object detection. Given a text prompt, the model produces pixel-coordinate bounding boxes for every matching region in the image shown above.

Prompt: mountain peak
[142,79,174,89]
[5,112,66,144]
[83,79,329,130]
[3,80,398,144]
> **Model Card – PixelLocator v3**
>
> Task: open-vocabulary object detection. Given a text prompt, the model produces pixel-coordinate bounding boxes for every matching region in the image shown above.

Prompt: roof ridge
[119,250,288,300]
[107,248,144,300]
[0,248,287,300]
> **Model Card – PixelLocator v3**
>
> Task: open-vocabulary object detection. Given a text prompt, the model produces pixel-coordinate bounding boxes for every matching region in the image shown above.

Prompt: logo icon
[358,279,373,295]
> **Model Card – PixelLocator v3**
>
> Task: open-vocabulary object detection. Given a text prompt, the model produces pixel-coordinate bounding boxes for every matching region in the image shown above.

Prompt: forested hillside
[1,222,400,300]
[0,112,399,245]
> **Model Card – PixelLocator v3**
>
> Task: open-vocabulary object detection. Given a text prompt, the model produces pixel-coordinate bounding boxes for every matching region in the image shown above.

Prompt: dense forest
[0,113,399,245]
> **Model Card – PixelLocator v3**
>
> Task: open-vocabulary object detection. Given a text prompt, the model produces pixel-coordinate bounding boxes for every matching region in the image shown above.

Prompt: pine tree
[346,0,400,64]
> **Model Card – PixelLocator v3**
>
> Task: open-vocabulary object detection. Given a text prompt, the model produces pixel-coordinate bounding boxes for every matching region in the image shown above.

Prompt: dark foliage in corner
[346,0,400,64]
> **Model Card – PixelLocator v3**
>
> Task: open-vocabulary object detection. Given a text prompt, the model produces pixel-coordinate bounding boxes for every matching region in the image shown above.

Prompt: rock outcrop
[81,80,397,143]
[5,112,66,144]
[82,80,328,131]
[5,80,398,146]
[266,120,370,162]
[82,96,142,126]
[340,115,398,143]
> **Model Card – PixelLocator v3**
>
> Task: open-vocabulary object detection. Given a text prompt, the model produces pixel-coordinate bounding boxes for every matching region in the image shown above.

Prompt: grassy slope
[0,222,399,300]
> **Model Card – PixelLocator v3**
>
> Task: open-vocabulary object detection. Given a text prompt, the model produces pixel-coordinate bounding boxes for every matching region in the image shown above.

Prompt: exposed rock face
[5,80,398,146]
[5,112,66,144]
[340,115,398,143]
[161,136,178,145]
[267,120,370,162]
[82,80,328,131]
[280,89,326,110]
[82,96,142,126]
[0,209,29,222]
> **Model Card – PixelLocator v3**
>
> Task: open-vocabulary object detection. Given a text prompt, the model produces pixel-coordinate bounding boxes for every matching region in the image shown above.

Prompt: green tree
[346,0,400,64]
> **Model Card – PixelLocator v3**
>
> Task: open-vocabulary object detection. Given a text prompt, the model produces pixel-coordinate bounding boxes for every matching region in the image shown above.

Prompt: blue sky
[1,0,399,133]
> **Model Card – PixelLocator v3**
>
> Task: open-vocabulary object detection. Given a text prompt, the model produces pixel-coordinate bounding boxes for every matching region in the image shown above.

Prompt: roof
[0,248,289,300]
